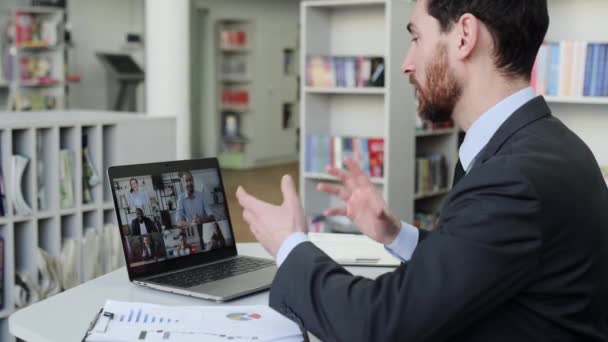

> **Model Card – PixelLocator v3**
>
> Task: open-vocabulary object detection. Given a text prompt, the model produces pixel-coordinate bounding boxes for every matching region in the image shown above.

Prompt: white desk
[9,243,393,342]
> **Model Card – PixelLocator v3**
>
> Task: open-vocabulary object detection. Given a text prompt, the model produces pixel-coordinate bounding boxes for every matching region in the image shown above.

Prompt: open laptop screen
[108,158,238,280]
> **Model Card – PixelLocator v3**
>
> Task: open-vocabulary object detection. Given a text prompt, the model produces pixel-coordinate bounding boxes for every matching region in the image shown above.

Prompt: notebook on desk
[308,233,401,267]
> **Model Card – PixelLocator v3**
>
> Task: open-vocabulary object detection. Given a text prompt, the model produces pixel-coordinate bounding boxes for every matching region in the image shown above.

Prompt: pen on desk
[337,258,380,264]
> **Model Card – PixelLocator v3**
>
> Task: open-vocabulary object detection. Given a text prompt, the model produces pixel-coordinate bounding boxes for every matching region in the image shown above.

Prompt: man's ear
[454,13,479,61]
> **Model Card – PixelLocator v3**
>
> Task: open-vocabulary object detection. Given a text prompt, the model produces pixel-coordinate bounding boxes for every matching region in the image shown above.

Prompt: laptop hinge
[136,255,241,282]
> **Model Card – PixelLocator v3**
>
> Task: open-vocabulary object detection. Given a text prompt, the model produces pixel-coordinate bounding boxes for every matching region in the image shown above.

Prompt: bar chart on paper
[85,301,303,342]
[118,308,181,324]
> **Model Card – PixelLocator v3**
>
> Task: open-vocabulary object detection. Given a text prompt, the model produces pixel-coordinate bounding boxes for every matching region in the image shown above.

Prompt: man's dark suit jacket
[130,217,159,236]
[270,97,608,341]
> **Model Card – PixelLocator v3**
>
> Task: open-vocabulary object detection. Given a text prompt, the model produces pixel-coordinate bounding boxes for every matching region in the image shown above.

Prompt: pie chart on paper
[226,312,263,321]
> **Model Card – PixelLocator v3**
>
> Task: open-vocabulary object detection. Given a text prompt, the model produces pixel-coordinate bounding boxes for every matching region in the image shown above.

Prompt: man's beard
[411,44,461,123]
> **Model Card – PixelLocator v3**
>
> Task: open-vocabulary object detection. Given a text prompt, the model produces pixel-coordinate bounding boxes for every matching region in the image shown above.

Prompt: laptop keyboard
[148,257,275,288]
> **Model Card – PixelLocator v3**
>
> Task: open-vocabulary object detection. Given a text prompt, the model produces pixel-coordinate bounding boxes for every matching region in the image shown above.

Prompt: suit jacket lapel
[476,96,552,165]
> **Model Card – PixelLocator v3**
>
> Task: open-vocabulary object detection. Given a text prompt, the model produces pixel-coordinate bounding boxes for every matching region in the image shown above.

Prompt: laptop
[108,158,277,302]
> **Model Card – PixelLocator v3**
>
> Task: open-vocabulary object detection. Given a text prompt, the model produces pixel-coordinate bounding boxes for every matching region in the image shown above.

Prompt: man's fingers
[236,186,269,212]
[242,209,257,225]
[317,183,350,201]
[325,165,349,182]
[280,174,299,207]
[324,207,348,216]
[344,158,365,177]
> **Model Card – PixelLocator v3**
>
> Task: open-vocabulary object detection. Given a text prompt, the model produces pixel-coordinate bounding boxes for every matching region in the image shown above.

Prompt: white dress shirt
[140,221,149,235]
[276,87,537,267]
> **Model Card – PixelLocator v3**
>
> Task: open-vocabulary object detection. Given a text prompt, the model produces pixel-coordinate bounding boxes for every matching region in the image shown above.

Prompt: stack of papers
[85,300,303,342]
[309,232,400,267]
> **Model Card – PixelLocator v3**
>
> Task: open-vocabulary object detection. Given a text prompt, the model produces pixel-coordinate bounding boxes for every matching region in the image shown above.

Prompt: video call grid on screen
[113,168,234,268]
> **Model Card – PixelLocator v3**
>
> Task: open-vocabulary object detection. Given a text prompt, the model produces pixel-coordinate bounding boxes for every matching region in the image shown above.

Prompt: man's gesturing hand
[236,174,306,257]
[317,159,401,245]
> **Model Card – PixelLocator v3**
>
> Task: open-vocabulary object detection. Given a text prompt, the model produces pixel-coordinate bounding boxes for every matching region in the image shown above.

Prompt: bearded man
[236,0,608,340]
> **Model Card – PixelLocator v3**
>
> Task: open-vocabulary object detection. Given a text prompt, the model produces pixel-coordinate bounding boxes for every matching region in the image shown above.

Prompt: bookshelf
[300,0,458,225]
[213,13,300,170]
[3,6,68,111]
[543,0,608,167]
[304,87,387,95]
[216,19,253,169]
[0,111,176,342]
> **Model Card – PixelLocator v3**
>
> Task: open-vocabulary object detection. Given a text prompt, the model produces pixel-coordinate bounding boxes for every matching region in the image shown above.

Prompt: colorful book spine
[583,43,595,96]
[593,44,608,96]
[548,43,560,96]
[306,56,384,88]
[602,45,608,96]
[589,44,601,96]
[368,138,384,178]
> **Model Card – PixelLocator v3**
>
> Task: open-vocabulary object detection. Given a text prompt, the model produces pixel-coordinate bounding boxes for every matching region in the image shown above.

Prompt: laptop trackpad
[190,266,277,299]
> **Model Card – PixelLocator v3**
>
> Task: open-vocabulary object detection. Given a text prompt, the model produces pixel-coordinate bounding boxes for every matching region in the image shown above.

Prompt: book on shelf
[59,149,75,209]
[221,55,248,79]
[532,41,608,97]
[15,12,60,48]
[36,130,46,211]
[415,154,448,195]
[415,119,455,132]
[305,135,384,178]
[307,215,360,234]
[82,133,101,205]
[221,89,249,111]
[11,155,33,216]
[220,29,248,49]
[11,94,61,111]
[306,56,385,88]
[19,55,56,81]
[0,142,6,217]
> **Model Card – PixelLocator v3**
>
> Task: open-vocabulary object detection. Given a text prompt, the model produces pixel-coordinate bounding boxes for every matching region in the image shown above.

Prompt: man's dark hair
[425,0,549,79]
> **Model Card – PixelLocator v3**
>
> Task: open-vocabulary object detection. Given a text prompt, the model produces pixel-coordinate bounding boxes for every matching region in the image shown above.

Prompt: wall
[67,0,145,111]
[192,0,301,162]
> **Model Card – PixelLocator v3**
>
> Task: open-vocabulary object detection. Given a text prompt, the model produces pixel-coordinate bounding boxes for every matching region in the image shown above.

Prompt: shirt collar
[186,191,196,199]
[459,87,536,171]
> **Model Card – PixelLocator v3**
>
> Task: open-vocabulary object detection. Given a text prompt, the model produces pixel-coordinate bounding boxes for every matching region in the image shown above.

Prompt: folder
[309,232,400,267]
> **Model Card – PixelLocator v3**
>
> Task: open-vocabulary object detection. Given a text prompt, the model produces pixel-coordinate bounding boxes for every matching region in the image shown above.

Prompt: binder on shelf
[11,155,33,216]
[59,149,75,209]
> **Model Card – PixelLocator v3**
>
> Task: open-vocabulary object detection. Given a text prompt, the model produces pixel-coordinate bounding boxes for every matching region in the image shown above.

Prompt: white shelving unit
[300,0,458,223]
[545,96,608,105]
[0,111,176,342]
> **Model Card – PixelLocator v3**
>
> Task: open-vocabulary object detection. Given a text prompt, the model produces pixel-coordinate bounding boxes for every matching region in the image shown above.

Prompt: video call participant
[131,208,160,235]
[121,225,135,262]
[141,235,159,261]
[175,232,192,256]
[128,178,150,209]
[176,171,215,249]
[207,222,227,250]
